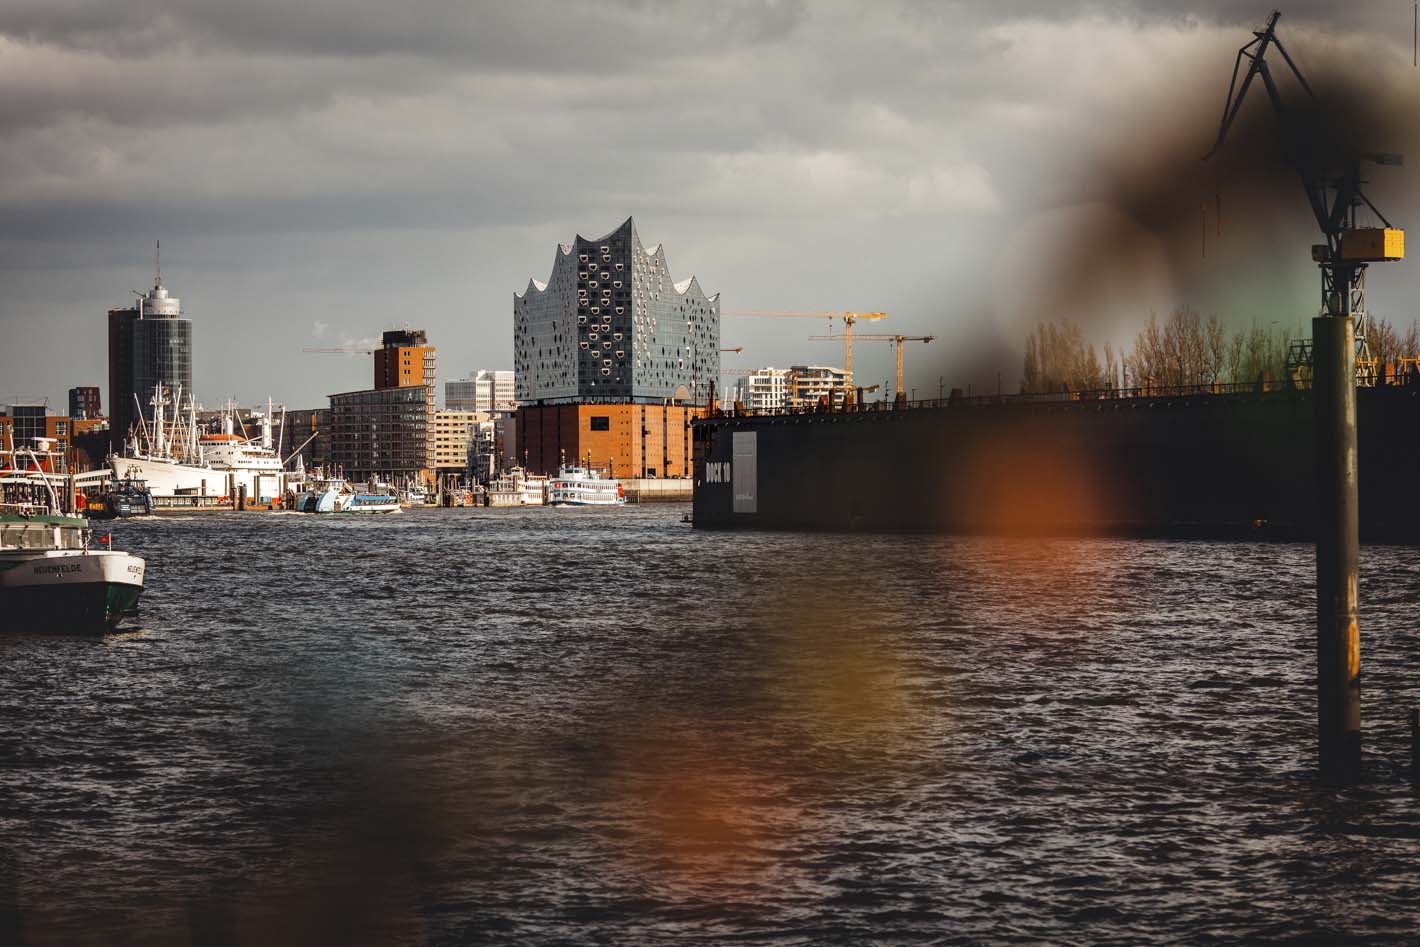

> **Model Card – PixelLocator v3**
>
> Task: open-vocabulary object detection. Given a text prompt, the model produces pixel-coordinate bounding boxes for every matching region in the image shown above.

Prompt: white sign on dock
[732,431,757,514]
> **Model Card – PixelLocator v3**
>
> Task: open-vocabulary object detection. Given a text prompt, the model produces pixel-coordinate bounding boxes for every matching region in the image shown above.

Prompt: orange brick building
[515,403,701,478]
[374,329,436,390]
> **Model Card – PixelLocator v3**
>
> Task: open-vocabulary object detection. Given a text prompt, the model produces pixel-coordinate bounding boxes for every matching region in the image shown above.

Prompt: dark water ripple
[3,505,1420,945]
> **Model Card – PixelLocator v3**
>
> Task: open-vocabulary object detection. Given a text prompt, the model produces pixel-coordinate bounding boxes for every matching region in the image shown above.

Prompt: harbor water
[3,505,1420,944]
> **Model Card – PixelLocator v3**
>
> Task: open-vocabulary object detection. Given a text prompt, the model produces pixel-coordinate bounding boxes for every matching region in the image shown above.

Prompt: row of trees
[1020,308,1420,394]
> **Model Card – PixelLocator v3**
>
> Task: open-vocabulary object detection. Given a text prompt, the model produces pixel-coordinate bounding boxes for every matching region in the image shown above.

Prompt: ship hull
[692,385,1420,540]
[109,455,218,499]
[0,551,145,632]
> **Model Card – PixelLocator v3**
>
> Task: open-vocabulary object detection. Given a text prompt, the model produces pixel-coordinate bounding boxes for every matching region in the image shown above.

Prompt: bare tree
[1020,321,1106,393]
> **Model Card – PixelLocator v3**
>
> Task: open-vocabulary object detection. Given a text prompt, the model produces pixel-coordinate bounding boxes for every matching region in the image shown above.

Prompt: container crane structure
[1209,9,1407,785]
[723,311,886,399]
[1208,8,1404,384]
[809,333,934,401]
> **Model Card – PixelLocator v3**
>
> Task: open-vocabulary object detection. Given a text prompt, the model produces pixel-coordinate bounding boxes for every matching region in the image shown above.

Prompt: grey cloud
[1,0,807,64]
[2,0,1418,411]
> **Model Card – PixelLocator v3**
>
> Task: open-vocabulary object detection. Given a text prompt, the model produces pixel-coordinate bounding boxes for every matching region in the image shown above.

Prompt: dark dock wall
[692,387,1420,538]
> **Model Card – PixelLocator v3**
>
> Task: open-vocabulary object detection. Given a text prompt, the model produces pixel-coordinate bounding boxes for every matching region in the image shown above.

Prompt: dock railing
[708,368,1420,420]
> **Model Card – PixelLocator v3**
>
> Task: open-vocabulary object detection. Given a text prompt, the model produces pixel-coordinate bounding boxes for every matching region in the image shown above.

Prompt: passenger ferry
[1,440,146,632]
[295,477,401,514]
[547,466,626,506]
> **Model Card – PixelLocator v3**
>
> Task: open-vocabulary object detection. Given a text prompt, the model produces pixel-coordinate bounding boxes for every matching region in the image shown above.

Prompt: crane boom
[725,310,885,398]
[1208,9,1403,382]
[808,333,934,399]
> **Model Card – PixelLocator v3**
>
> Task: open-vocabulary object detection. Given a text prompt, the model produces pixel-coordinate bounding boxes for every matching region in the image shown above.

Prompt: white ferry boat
[486,468,548,507]
[547,466,626,507]
[1,441,145,632]
[522,473,549,506]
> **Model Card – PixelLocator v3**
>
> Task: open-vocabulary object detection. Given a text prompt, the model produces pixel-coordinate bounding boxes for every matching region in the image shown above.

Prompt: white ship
[547,466,626,506]
[109,384,217,498]
[486,468,548,506]
[195,404,286,503]
[2,440,145,632]
[110,389,299,503]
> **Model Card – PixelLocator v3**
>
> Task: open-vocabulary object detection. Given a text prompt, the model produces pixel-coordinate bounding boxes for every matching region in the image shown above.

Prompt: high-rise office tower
[107,246,191,449]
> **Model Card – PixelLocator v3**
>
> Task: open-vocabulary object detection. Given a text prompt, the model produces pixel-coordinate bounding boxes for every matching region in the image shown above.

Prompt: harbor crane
[1208,8,1404,384]
[723,310,886,398]
[809,333,934,402]
[1209,9,1407,785]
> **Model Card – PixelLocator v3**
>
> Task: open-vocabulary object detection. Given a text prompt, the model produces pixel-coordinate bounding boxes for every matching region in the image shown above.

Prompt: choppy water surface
[4,505,1420,945]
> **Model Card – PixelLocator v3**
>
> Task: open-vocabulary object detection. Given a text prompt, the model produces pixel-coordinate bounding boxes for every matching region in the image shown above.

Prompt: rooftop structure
[68,386,102,421]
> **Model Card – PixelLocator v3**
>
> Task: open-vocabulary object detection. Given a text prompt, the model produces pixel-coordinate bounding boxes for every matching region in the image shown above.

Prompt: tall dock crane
[723,311,887,399]
[808,333,934,402]
[1208,8,1404,383]
[1209,9,1406,785]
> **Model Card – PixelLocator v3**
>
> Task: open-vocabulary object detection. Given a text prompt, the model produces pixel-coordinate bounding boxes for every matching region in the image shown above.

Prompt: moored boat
[88,478,155,519]
[485,467,548,506]
[547,466,626,506]
[1,443,146,632]
[296,476,400,514]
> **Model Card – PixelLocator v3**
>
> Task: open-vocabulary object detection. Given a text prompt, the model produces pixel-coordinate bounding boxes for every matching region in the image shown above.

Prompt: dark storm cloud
[0,0,806,64]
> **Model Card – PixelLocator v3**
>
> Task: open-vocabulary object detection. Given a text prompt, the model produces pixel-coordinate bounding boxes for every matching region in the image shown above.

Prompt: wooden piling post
[1312,314,1362,784]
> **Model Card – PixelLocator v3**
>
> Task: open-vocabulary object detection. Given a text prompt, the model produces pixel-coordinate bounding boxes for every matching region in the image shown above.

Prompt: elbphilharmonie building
[514,217,720,405]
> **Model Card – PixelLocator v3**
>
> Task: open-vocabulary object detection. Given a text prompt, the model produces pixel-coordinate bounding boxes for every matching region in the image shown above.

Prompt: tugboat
[1,440,146,632]
[88,478,155,519]
[547,465,627,507]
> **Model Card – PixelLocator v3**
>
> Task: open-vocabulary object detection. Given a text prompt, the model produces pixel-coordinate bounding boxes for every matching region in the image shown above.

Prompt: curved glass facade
[131,318,193,406]
[106,279,193,449]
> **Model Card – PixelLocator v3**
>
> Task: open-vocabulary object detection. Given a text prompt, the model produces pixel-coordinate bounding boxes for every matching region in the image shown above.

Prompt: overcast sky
[2,0,1418,410]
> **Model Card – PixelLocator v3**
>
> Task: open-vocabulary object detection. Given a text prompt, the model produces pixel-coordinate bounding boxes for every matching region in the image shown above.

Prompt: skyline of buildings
[24,220,863,481]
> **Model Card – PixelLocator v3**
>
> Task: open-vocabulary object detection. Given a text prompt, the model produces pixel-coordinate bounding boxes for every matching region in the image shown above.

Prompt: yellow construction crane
[723,310,886,395]
[720,346,744,354]
[809,333,934,401]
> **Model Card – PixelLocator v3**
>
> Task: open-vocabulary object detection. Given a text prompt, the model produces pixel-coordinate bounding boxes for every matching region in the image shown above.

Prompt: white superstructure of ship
[547,465,626,506]
[486,467,547,506]
[110,390,307,502]
[108,384,219,498]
